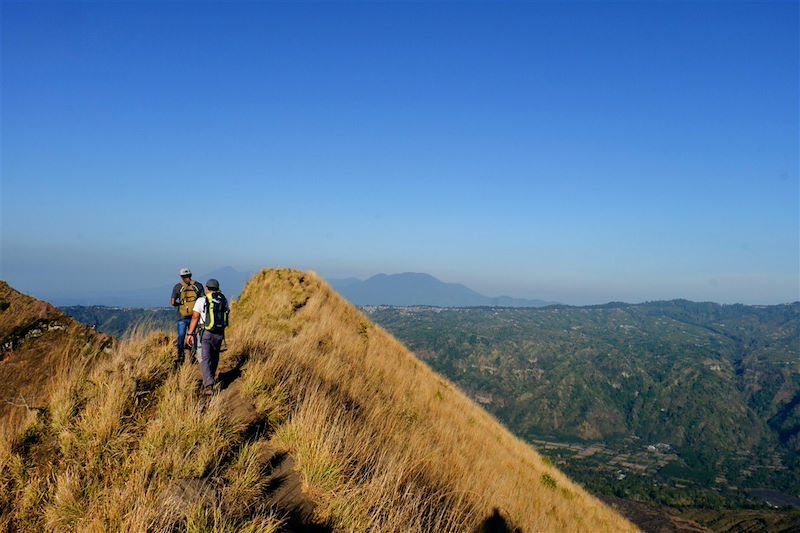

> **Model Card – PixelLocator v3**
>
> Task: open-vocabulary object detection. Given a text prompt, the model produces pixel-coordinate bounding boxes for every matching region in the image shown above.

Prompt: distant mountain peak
[327,272,556,308]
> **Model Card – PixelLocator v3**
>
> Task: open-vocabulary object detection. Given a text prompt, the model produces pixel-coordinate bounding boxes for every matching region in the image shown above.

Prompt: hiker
[186,278,229,395]
[170,267,204,365]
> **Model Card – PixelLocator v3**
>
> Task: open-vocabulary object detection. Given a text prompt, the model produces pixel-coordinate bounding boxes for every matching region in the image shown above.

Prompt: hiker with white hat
[170,267,204,366]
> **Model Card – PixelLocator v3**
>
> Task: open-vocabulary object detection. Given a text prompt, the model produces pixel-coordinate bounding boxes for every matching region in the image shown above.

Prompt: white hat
[179,267,192,276]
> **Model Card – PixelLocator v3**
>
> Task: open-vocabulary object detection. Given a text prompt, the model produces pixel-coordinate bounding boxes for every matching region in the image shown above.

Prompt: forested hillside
[61,306,174,337]
[365,301,800,511]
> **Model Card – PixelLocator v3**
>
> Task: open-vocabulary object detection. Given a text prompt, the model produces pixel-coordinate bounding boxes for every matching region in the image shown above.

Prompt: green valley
[363,300,800,512]
[61,305,174,337]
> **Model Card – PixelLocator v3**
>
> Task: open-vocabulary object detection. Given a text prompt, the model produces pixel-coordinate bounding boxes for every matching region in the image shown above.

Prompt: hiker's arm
[186,312,200,346]
[170,285,179,307]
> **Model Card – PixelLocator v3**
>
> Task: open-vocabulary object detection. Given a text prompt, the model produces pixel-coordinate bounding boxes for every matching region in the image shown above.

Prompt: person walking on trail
[186,278,229,395]
[170,267,204,365]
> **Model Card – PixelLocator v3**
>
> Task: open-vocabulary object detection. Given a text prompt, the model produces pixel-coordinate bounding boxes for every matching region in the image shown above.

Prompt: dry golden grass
[226,269,636,532]
[0,269,636,532]
[0,281,111,440]
[0,328,283,532]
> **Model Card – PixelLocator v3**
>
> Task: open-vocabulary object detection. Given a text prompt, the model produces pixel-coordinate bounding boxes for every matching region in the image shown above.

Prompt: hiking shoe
[203,385,214,396]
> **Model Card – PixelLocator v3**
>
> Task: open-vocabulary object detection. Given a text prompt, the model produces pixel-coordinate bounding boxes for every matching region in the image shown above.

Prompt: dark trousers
[200,330,224,387]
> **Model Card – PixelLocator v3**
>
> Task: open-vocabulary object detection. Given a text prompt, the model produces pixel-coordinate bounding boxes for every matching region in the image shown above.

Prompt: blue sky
[2,1,798,305]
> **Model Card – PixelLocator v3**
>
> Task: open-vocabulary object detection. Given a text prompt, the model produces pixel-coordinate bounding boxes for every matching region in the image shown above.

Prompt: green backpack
[178,282,199,318]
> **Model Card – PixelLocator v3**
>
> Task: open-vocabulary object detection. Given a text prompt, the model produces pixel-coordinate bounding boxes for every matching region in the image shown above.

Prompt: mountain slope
[0,281,110,436]
[333,272,554,307]
[0,270,634,532]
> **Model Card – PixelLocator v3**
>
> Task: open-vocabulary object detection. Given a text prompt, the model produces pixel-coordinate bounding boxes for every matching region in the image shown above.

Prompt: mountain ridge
[0,271,635,531]
[329,272,556,307]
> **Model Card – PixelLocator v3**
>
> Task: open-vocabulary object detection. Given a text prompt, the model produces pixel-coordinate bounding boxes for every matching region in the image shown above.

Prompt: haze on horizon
[1,2,798,307]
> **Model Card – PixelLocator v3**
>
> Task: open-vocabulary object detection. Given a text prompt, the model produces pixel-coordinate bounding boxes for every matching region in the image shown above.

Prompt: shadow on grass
[476,508,523,533]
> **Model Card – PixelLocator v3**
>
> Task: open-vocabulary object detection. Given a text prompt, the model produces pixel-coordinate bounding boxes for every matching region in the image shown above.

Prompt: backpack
[178,282,200,318]
[203,292,229,334]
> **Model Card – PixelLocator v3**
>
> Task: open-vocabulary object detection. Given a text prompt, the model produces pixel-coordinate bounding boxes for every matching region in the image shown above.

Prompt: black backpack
[203,292,229,334]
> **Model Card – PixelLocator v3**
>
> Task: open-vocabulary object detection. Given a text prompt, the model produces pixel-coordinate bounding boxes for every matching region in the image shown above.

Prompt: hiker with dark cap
[186,278,229,395]
[170,267,204,365]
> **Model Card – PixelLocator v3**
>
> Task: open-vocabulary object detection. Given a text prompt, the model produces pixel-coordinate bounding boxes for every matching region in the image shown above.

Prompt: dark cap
[206,278,220,290]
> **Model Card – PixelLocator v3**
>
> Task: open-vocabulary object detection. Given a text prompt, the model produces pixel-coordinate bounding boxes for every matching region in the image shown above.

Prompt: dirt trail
[212,353,331,532]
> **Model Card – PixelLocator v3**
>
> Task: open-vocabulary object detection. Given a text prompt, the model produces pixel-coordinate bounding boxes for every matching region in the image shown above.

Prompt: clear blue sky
[2,1,798,305]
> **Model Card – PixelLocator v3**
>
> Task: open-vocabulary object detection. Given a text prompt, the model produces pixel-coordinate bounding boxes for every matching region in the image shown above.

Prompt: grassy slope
[0,270,635,532]
[0,281,111,437]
